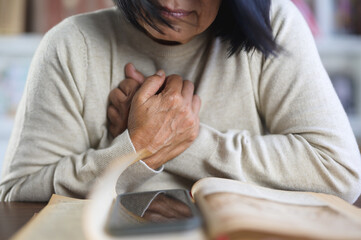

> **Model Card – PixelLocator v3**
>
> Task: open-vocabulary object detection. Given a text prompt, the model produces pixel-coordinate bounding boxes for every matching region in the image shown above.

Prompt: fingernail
[156,70,164,77]
[129,63,135,71]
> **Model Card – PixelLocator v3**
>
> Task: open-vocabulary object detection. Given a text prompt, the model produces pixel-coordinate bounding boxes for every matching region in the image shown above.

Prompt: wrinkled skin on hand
[128,71,201,169]
[107,63,201,169]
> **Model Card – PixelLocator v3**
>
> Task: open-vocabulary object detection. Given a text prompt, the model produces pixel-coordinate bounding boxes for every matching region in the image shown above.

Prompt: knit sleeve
[0,18,161,201]
[169,0,361,203]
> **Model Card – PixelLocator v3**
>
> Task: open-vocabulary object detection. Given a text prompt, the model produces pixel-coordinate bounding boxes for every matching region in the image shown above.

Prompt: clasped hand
[107,63,201,169]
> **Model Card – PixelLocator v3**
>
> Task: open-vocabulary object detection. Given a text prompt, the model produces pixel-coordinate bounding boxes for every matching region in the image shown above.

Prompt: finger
[125,63,145,84]
[118,78,141,98]
[146,197,171,217]
[143,211,169,222]
[165,196,192,217]
[110,79,140,110]
[170,204,192,218]
[134,70,166,103]
[155,81,166,95]
[109,88,128,109]
[192,95,201,114]
[147,195,186,219]
[107,105,121,124]
[107,105,128,130]
[108,124,120,138]
[162,74,183,94]
[181,80,194,103]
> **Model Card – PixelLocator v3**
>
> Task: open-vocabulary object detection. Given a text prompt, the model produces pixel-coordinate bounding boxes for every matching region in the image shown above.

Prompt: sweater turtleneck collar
[118,10,212,58]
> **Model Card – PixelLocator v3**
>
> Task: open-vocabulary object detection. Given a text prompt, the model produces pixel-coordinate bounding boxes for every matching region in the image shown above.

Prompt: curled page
[83,150,205,240]
[83,150,149,240]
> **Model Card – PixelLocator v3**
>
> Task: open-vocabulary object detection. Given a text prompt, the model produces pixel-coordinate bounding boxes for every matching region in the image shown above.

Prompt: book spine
[0,0,26,34]
[30,0,114,33]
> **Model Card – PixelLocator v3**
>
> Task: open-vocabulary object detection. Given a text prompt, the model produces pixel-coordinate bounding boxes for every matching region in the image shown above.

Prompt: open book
[85,150,361,240]
[12,151,361,240]
[191,177,361,240]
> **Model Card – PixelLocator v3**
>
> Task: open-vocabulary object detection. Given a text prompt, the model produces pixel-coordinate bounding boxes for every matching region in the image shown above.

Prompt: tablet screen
[106,189,202,236]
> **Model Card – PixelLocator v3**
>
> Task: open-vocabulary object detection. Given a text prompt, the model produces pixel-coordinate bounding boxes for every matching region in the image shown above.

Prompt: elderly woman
[1,0,360,202]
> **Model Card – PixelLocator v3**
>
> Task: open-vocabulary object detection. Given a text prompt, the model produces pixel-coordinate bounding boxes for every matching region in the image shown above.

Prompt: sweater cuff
[92,129,136,174]
[114,130,164,193]
[92,130,163,173]
[139,160,165,173]
[127,130,164,173]
[115,160,163,193]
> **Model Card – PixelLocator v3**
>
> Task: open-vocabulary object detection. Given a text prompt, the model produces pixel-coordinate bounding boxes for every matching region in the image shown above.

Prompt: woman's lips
[160,7,193,18]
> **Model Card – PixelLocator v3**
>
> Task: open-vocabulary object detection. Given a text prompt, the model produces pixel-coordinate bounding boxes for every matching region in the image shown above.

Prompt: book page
[192,177,326,206]
[192,177,361,240]
[11,195,87,240]
[12,149,206,240]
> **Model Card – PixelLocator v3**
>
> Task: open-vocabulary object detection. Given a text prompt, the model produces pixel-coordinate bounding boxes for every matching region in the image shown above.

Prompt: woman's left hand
[107,63,145,138]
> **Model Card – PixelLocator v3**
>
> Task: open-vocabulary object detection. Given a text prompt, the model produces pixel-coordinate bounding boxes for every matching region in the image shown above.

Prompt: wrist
[130,128,163,155]
[142,156,162,170]
[129,129,142,152]
[139,160,164,172]
[129,129,154,153]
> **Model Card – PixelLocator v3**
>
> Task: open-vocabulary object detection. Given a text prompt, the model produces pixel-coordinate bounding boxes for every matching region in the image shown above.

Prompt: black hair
[113,0,278,57]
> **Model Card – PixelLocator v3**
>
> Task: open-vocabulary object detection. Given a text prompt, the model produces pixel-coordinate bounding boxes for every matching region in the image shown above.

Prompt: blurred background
[0,0,360,175]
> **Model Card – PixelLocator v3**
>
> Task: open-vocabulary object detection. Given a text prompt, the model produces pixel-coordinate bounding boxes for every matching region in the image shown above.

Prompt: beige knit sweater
[1,0,360,202]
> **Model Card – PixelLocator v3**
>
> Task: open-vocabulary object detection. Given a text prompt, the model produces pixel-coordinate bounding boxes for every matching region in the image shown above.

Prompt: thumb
[135,70,166,103]
[125,63,145,84]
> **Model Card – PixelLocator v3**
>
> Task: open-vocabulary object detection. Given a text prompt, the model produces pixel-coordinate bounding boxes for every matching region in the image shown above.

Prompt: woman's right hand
[128,71,201,170]
[107,63,145,138]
